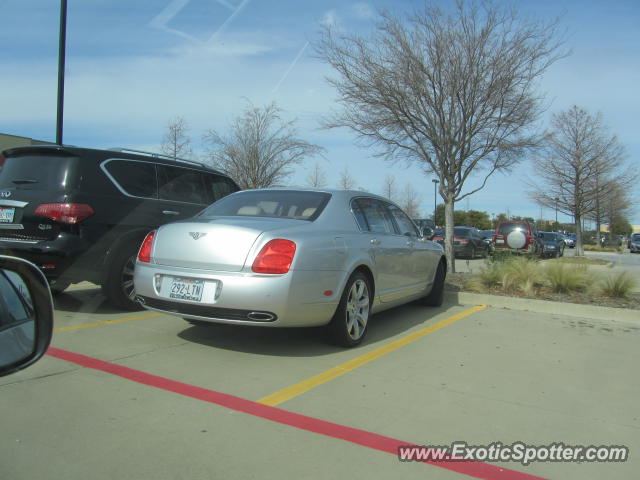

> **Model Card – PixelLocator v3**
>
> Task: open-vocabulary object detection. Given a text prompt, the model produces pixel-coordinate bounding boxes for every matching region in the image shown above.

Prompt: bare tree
[160,116,193,159]
[588,176,631,242]
[527,106,632,255]
[315,1,565,272]
[306,162,328,188]
[382,174,397,202]
[602,182,633,241]
[401,183,421,218]
[338,167,357,190]
[204,103,323,189]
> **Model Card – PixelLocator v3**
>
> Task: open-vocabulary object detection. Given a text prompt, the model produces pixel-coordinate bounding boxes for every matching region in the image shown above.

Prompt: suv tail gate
[0,147,81,242]
[493,222,532,251]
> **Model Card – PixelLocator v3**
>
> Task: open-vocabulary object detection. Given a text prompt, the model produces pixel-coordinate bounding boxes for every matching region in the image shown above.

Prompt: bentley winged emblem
[189,232,207,240]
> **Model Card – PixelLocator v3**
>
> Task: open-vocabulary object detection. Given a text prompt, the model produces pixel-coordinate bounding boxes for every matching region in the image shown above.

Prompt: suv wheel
[102,242,143,311]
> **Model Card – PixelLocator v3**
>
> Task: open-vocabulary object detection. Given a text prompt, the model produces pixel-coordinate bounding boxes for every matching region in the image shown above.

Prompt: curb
[444,291,640,325]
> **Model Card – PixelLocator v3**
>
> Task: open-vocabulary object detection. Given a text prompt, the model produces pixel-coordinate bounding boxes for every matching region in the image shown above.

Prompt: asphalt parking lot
[1,281,639,480]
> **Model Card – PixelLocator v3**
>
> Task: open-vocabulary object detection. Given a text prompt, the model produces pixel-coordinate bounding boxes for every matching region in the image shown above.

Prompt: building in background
[0,133,53,152]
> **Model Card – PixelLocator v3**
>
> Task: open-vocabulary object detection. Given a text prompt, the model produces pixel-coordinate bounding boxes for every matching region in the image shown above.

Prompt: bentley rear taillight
[252,239,296,274]
[137,231,156,263]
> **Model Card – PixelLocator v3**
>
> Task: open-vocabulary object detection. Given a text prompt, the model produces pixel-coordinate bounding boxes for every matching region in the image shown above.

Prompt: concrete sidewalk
[446,290,640,325]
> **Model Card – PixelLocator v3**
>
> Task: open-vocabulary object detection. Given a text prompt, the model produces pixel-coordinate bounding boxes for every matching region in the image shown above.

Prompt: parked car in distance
[538,232,566,258]
[479,229,496,254]
[601,235,622,247]
[431,226,489,258]
[492,220,542,255]
[0,145,239,310]
[134,188,447,347]
[562,233,575,248]
[412,218,435,239]
[628,233,640,253]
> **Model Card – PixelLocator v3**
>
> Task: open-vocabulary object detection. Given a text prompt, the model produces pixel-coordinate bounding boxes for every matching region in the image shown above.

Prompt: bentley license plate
[0,207,15,223]
[169,277,204,302]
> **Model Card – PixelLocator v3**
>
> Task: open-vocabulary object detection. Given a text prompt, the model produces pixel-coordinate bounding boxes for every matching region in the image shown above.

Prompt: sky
[1,0,639,225]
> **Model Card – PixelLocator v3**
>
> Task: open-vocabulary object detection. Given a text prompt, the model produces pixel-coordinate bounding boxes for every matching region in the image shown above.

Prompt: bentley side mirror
[0,256,53,377]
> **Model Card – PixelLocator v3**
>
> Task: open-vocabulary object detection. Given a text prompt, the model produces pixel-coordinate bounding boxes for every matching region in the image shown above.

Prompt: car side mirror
[421,227,434,239]
[538,233,543,238]
[0,256,54,377]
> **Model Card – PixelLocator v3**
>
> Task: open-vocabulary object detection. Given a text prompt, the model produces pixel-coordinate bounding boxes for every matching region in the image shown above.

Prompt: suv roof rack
[108,147,209,169]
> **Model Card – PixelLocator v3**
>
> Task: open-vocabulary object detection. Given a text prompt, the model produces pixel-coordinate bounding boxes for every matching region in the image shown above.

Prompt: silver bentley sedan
[133,188,446,347]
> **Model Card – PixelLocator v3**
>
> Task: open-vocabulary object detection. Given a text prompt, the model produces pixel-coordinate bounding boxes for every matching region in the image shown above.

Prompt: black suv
[0,145,239,310]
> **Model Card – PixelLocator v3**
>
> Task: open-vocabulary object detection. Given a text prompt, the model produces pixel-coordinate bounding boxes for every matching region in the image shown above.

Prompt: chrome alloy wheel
[345,278,370,341]
[121,255,137,302]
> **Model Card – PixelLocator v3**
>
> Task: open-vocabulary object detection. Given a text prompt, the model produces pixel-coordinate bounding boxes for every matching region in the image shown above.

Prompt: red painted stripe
[47,347,550,480]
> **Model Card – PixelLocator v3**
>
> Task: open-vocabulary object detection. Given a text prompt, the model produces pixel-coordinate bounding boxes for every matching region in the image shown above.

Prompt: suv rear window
[199,190,331,221]
[157,165,209,204]
[0,154,79,190]
[498,222,529,235]
[203,175,238,203]
[103,160,238,204]
[104,160,157,198]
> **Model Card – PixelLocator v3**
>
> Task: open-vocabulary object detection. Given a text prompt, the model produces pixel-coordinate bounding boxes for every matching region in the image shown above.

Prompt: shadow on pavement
[176,301,459,357]
[53,288,130,315]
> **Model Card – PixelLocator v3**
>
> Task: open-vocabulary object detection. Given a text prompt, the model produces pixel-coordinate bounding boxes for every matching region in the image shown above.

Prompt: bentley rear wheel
[327,272,371,347]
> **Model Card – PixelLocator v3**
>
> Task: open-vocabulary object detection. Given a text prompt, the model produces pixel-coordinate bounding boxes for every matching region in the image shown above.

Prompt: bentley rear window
[199,190,331,221]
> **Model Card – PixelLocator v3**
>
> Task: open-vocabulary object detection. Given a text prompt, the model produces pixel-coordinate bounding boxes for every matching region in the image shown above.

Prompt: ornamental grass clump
[464,261,503,292]
[544,262,590,294]
[599,272,637,298]
[500,257,542,294]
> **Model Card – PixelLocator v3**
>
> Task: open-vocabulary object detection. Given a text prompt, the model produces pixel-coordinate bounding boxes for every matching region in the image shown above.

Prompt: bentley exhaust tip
[246,311,275,322]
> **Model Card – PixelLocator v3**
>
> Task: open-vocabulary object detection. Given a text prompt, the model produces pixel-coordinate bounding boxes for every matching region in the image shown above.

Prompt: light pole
[432,179,439,226]
[56,0,68,145]
[554,197,559,230]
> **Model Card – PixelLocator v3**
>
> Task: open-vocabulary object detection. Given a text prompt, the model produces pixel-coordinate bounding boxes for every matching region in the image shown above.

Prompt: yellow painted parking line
[66,282,97,291]
[257,305,487,407]
[54,312,163,332]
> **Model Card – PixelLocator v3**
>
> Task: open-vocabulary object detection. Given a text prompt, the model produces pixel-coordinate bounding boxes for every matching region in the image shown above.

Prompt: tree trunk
[444,198,455,273]
[595,189,601,249]
[575,213,583,256]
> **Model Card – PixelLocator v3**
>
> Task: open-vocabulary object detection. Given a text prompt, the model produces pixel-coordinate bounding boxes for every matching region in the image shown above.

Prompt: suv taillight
[137,231,156,263]
[252,239,296,274]
[34,203,94,224]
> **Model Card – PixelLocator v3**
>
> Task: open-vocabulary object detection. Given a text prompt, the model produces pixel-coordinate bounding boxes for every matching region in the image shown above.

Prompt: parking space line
[66,282,96,291]
[53,312,163,332]
[46,346,550,480]
[258,305,487,407]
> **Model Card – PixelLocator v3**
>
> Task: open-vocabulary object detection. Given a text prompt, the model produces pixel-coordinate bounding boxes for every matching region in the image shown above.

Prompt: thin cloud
[271,42,310,95]
[352,2,374,20]
[320,10,339,28]
[149,0,252,44]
